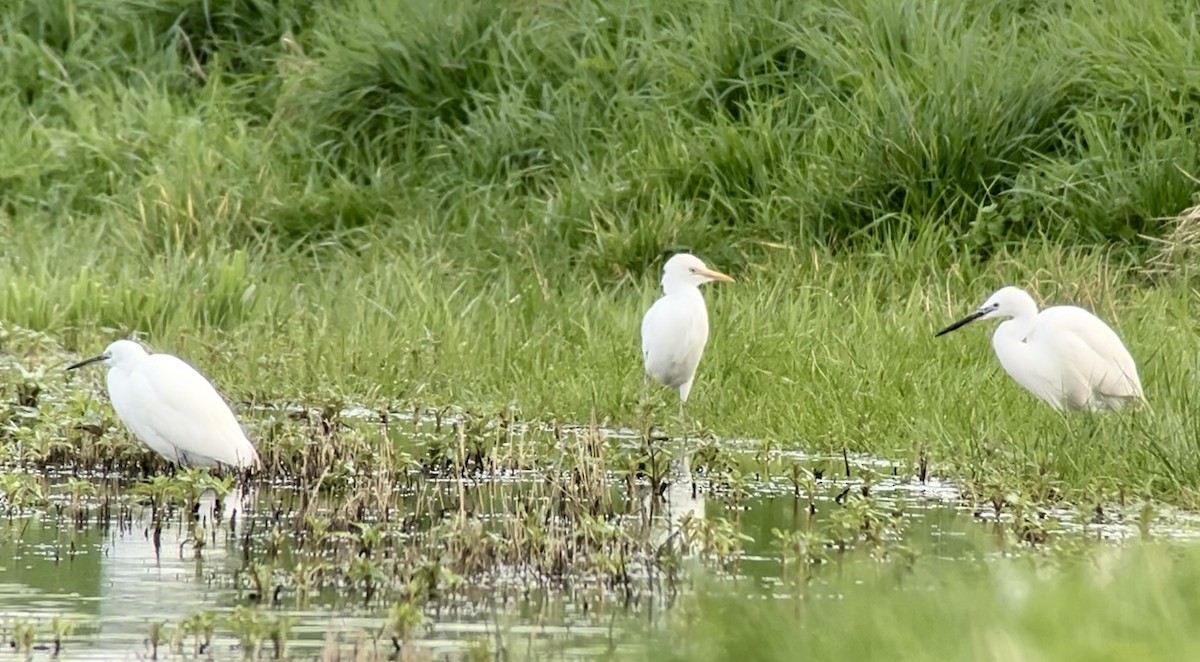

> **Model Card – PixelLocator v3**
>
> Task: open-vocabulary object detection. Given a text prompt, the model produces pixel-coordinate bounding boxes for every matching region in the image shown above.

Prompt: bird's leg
[637,375,666,497]
[681,444,696,500]
[680,396,689,434]
[639,374,658,464]
[640,374,652,428]
[672,399,690,491]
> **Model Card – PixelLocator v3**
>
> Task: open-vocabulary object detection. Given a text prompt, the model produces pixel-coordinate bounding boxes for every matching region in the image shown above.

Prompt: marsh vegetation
[5,0,1200,657]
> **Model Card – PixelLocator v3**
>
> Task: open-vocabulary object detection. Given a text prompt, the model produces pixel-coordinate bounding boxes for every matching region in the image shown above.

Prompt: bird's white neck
[992,318,1028,347]
[662,284,706,303]
[990,296,1039,360]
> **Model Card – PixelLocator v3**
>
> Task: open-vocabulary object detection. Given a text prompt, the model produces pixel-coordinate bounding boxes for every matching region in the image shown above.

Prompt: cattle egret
[67,340,261,470]
[936,286,1144,411]
[640,253,734,423]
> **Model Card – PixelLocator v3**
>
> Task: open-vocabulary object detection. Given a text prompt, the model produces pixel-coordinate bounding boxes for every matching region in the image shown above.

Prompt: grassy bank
[6,240,1200,507]
[3,0,1200,503]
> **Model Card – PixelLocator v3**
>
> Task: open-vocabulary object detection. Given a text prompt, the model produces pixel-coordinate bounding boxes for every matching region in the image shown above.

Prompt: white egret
[67,340,261,470]
[936,286,1144,411]
[640,253,734,421]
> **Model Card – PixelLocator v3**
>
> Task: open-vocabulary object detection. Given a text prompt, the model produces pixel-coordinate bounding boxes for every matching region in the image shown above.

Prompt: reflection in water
[650,455,707,556]
[3,448,1186,659]
[0,511,102,618]
[95,489,248,657]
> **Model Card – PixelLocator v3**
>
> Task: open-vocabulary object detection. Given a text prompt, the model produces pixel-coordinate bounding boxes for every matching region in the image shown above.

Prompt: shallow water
[2,410,1199,660]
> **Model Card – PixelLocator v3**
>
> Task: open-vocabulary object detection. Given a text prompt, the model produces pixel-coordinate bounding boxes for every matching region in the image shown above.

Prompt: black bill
[935,310,986,337]
[67,354,108,371]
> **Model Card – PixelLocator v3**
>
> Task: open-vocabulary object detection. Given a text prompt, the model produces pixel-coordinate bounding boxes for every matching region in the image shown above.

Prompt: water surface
[1,412,1196,660]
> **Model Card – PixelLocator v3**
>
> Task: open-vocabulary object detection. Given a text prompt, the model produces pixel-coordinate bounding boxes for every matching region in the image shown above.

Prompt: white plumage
[937,286,1144,411]
[68,340,261,470]
[640,253,734,414]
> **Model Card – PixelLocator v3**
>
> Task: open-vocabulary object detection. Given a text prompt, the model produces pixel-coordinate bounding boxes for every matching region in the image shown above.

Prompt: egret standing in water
[67,340,261,470]
[936,286,1144,411]
[640,253,735,426]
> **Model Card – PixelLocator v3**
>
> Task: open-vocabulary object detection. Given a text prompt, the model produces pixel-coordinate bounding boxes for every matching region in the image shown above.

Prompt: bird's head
[936,286,1037,337]
[661,253,734,294]
[67,339,150,371]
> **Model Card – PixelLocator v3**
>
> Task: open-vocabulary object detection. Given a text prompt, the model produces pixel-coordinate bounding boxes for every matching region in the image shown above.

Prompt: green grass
[648,541,1200,661]
[6,239,1200,507]
[3,0,1200,505]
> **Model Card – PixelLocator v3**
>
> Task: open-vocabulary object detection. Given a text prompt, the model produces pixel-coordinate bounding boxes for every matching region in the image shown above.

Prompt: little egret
[936,286,1144,411]
[67,340,261,470]
[640,253,734,422]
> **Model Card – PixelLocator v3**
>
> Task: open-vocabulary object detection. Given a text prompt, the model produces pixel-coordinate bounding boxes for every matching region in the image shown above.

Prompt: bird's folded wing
[128,355,256,467]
